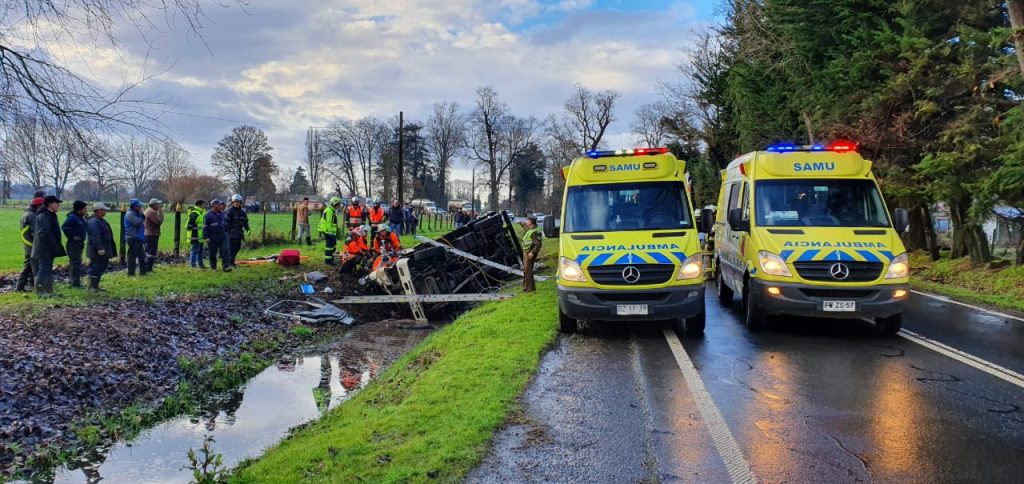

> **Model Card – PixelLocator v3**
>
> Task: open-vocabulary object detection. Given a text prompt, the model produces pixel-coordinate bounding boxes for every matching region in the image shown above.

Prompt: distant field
[0,204,455,273]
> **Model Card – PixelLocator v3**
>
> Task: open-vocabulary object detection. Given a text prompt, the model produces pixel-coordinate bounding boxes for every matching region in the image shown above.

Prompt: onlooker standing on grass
[296,197,312,246]
[388,199,404,236]
[15,194,44,292]
[124,199,146,276]
[186,200,207,269]
[61,200,88,288]
[521,215,542,293]
[32,196,66,298]
[404,203,417,237]
[86,203,115,292]
[204,199,231,272]
[225,194,250,268]
[143,198,164,273]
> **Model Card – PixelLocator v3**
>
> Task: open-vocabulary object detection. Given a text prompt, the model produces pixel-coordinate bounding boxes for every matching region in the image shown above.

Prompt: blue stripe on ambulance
[779,249,794,261]
[879,250,895,261]
[797,249,820,261]
[671,252,687,264]
[647,252,672,264]
[855,250,881,262]
[590,253,613,267]
[576,254,589,267]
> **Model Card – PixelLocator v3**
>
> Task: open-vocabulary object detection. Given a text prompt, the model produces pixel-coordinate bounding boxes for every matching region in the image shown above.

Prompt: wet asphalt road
[469,285,1024,483]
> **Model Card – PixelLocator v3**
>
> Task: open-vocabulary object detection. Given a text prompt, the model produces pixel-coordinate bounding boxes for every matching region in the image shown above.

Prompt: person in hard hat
[370,226,401,271]
[319,196,342,265]
[32,196,66,297]
[124,199,146,276]
[143,198,164,273]
[61,200,88,288]
[86,203,115,291]
[225,194,250,268]
[186,200,207,269]
[521,215,542,293]
[15,191,45,292]
[344,196,366,231]
[341,225,370,273]
[204,199,231,272]
[368,198,386,241]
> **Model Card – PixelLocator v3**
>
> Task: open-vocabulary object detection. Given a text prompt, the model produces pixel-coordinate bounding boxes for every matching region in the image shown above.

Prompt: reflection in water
[866,361,924,479]
[52,354,370,484]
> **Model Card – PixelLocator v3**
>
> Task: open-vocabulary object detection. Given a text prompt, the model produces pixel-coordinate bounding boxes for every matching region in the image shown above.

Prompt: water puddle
[50,354,369,483]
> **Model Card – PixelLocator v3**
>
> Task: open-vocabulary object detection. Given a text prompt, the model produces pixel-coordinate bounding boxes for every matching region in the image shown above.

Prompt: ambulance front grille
[792,261,883,282]
[588,264,675,285]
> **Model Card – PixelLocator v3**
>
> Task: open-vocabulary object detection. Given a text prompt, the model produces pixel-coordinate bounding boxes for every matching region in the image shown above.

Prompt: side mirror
[727,208,748,232]
[893,208,909,233]
[543,216,559,238]
[699,208,715,234]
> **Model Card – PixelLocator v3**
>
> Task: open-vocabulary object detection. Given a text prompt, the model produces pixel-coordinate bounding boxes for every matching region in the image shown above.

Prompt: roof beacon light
[587,146,669,159]
[825,140,858,153]
[766,141,858,153]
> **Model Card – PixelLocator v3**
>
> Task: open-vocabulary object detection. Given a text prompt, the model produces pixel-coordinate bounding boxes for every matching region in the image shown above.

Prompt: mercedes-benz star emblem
[829,263,850,280]
[622,266,641,284]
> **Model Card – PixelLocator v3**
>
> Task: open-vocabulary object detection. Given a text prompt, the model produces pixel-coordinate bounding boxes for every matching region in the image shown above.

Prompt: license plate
[616,304,649,316]
[822,301,856,312]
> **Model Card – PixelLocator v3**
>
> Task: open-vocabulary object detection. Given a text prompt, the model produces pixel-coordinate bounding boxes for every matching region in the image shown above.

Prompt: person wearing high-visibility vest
[367,198,386,241]
[186,200,207,269]
[319,196,342,265]
[344,196,367,231]
[342,226,370,273]
[522,215,542,292]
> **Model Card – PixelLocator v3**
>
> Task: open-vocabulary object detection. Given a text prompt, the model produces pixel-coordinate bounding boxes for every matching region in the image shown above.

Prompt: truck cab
[713,142,910,334]
[545,147,711,334]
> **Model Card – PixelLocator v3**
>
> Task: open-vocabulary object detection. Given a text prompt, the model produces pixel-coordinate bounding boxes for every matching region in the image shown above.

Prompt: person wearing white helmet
[344,196,367,231]
[368,197,386,242]
[319,196,343,265]
[225,194,250,268]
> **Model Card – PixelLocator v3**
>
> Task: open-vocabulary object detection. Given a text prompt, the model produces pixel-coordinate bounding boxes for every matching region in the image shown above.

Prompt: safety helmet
[372,198,381,206]
[352,196,361,204]
[231,194,243,202]
[129,198,142,208]
[352,226,366,237]
[329,196,342,206]
[379,225,390,233]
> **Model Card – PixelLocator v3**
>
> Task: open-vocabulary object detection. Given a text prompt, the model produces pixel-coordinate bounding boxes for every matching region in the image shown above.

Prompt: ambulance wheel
[558,308,578,334]
[742,284,767,331]
[685,311,706,336]
[875,313,903,335]
[717,266,734,305]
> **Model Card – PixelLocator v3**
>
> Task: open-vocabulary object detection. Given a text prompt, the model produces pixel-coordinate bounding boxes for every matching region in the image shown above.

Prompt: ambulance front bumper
[748,279,908,319]
[558,284,705,321]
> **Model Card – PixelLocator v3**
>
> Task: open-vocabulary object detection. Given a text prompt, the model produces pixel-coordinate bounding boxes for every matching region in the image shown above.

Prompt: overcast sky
[61,0,719,183]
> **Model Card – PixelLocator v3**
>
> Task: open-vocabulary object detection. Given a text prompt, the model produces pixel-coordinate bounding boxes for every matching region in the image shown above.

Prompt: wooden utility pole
[397,111,404,205]
[1010,1,1024,77]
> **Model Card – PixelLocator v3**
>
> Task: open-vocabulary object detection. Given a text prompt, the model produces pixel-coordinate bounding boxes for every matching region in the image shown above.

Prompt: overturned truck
[336,211,530,322]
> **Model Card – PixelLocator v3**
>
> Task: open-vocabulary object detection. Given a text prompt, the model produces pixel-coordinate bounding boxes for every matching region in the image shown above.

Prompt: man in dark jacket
[143,198,164,273]
[61,200,88,288]
[15,194,44,291]
[204,199,231,272]
[388,199,404,236]
[225,194,250,268]
[124,199,146,276]
[86,203,115,292]
[32,195,66,297]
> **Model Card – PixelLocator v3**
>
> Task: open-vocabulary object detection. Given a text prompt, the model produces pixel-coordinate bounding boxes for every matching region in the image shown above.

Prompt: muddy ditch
[0,268,431,481]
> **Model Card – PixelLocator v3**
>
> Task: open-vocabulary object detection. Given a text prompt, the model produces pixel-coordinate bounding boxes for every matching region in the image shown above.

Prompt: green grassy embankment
[909,251,1024,313]
[232,238,559,483]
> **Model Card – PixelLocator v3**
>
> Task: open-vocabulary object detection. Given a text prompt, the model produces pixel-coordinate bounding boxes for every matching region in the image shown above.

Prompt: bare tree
[631,101,673,147]
[115,136,160,197]
[561,83,619,151]
[322,119,360,196]
[466,86,508,210]
[426,101,465,203]
[210,125,274,195]
[77,135,117,201]
[345,117,388,197]
[305,127,326,194]
[40,123,78,197]
[156,140,195,205]
[4,116,46,190]
[498,115,540,207]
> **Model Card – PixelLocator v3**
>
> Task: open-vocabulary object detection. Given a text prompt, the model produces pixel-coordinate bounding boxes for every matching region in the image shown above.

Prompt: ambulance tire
[716,266,734,305]
[558,308,578,334]
[875,313,903,335]
[685,311,706,336]
[742,282,768,331]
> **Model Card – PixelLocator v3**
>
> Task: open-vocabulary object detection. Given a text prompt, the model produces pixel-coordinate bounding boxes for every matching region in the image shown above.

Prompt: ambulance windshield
[564,181,692,233]
[755,179,890,227]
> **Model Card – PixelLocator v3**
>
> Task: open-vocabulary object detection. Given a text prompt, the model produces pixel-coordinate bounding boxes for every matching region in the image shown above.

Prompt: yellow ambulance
[713,142,910,333]
[543,147,713,334]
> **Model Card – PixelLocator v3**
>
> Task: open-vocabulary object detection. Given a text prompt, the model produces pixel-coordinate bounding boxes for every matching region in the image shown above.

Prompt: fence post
[290,204,297,240]
[262,200,268,242]
[119,204,127,263]
[173,203,182,256]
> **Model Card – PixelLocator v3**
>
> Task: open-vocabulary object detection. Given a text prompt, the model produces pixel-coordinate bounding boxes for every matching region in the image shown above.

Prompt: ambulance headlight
[758,251,792,277]
[559,257,586,282]
[676,254,704,280]
[885,253,909,279]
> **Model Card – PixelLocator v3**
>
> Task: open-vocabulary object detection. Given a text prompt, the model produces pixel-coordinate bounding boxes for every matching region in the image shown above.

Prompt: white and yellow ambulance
[543,147,712,334]
[713,142,910,333]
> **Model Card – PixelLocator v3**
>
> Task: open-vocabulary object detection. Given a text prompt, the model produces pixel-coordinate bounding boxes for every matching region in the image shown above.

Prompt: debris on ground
[265,299,355,325]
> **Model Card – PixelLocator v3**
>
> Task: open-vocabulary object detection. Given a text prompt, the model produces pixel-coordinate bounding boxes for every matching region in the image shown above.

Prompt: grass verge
[232,280,558,482]
[909,251,1024,313]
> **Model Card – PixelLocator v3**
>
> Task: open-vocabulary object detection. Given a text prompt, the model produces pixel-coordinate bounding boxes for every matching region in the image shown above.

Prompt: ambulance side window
[726,183,740,213]
[740,182,750,222]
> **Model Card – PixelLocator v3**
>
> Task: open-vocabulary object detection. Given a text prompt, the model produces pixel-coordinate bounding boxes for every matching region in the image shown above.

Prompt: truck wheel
[875,313,902,335]
[686,311,706,336]
[558,308,578,334]
[742,284,767,331]
[717,266,734,305]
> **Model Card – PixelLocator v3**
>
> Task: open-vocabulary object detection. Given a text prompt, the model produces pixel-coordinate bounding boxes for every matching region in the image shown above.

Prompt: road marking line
[898,329,1024,389]
[911,290,1024,323]
[662,328,757,484]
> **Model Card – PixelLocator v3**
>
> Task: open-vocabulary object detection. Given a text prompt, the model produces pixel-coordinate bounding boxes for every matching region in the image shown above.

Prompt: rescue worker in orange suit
[344,196,367,231]
[367,198,387,241]
[371,226,402,271]
[341,226,370,273]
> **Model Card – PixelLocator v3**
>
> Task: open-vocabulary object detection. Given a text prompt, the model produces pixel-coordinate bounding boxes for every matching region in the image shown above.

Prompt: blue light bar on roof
[587,147,669,159]
[766,141,857,153]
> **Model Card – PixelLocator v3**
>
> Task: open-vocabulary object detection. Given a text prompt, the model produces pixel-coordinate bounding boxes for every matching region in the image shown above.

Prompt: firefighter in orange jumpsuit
[371,226,402,271]
[341,226,370,273]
